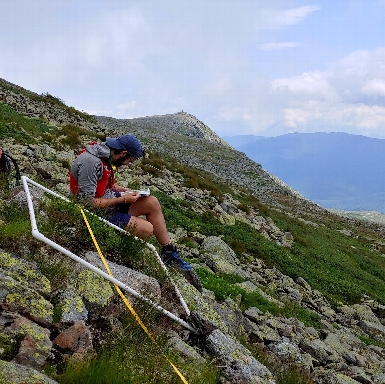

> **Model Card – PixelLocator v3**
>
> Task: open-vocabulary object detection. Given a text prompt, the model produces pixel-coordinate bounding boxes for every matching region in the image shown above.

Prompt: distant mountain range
[222,132,385,213]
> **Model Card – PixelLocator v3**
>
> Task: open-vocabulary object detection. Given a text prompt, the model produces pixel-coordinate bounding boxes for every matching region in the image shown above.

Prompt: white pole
[21,176,196,333]
[23,176,190,315]
[23,177,191,315]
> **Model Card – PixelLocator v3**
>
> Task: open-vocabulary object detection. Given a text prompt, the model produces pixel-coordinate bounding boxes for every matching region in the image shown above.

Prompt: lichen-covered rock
[0,272,53,324]
[206,329,276,384]
[0,360,58,384]
[171,273,228,334]
[244,320,281,344]
[244,307,264,323]
[5,315,52,370]
[81,251,161,303]
[167,330,205,364]
[211,301,245,337]
[313,371,362,383]
[201,236,240,275]
[73,269,114,318]
[0,251,51,296]
[359,320,385,343]
[54,286,88,324]
[268,337,304,363]
[299,337,341,366]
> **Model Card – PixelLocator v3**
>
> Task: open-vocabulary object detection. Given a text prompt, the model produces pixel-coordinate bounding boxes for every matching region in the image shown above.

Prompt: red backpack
[69,142,115,198]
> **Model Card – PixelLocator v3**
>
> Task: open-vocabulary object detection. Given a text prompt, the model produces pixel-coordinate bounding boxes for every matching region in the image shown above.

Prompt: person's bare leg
[128,196,171,245]
[128,196,203,291]
[125,216,154,239]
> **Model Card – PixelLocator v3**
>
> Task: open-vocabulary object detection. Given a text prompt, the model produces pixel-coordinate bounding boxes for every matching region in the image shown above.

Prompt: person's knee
[145,195,161,210]
[141,221,154,238]
[127,217,154,239]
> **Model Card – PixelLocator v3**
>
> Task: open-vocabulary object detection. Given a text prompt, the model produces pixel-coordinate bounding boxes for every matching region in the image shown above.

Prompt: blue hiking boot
[161,244,192,271]
[161,244,203,292]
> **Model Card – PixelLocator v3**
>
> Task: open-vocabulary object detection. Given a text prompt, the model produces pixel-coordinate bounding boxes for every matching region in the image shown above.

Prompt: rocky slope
[2,78,385,383]
[95,114,305,205]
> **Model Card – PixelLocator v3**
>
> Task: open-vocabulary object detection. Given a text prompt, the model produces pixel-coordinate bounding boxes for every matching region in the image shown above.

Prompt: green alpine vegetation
[2,79,385,383]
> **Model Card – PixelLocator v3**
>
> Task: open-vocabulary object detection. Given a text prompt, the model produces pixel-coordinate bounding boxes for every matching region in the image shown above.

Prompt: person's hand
[122,191,140,204]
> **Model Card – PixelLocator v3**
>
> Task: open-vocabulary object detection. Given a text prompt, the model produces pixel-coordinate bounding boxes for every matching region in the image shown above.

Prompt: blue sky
[2,0,385,138]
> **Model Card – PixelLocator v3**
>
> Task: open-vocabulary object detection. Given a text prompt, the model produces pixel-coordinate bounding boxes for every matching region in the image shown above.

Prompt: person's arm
[113,184,133,193]
[75,154,140,208]
[93,192,139,208]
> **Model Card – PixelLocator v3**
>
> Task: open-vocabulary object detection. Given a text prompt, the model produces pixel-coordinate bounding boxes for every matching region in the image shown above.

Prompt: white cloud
[362,79,385,96]
[117,100,138,110]
[259,42,300,51]
[263,46,385,137]
[214,107,252,122]
[280,5,321,25]
[271,71,333,96]
[353,104,385,128]
[277,102,385,138]
[3,1,385,139]
[264,5,321,28]
[283,108,311,127]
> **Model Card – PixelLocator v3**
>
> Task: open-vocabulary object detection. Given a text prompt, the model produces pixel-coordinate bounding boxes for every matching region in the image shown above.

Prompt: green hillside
[2,78,385,384]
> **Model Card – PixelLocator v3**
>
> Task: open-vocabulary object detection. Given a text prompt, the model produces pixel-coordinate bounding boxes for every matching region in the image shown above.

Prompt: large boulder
[200,236,241,275]
[81,251,161,303]
[206,329,276,384]
[0,251,53,324]
[0,313,52,370]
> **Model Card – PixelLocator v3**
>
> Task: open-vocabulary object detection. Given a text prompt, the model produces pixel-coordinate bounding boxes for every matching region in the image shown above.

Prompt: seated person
[70,134,202,291]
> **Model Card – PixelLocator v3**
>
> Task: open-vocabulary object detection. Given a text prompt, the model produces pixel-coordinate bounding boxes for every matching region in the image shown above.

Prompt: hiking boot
[160,244,192,271]
[161,244,203,292]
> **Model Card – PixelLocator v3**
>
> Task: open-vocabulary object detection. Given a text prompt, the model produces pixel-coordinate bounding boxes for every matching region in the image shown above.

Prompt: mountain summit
[98,111,229,147]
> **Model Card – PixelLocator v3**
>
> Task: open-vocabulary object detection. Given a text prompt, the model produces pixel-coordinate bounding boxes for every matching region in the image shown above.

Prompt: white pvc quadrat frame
[21,176,196,333]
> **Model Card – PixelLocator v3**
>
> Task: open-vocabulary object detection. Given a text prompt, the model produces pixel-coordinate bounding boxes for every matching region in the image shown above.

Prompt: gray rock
[55,286,88,323]
[359,320,385,343]
[80,251,161,303]
[206,329,276,384]
[8,315,52,370]
[0,360,58,384]
[328,372,362,383]
[268,338,303,363]
[299,338,341,365]
[276,286,303,303]
[248,322,281,344]
[212,301,245,337]
[201,236,240,275]
[171,272,228,334]
[244,307,264,323]
[373,372,385,383]
[296,276,312,291]
[352,304,381,323]
[167,330,206,364]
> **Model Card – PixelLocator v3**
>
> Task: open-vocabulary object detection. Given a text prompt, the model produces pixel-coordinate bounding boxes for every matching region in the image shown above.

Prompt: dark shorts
[106,203,131,228]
